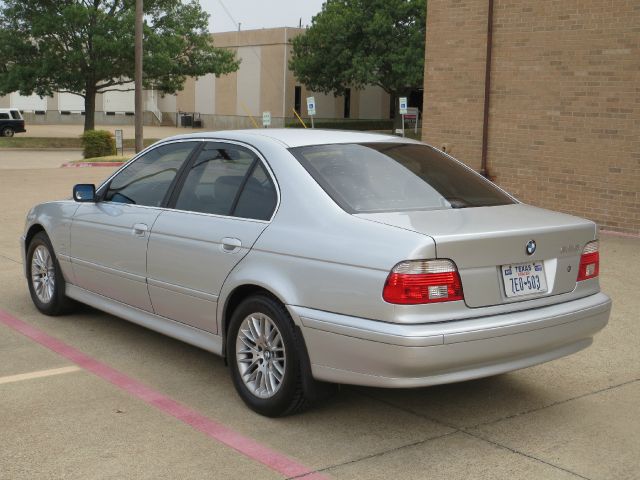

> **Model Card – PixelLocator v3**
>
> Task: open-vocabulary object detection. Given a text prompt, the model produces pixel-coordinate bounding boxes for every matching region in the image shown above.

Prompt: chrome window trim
[95,138,281,223]
[96,138,202,195]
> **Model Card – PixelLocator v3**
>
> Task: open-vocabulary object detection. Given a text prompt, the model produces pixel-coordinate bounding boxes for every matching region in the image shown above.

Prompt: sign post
[114,129,124,156]
[404,107,419,135]
[398,97,408,138]
[262,111,271,128]
[306,96,316,128]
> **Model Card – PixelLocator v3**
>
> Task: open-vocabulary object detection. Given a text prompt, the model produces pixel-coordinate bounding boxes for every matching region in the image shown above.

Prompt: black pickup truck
[0,109,27,137]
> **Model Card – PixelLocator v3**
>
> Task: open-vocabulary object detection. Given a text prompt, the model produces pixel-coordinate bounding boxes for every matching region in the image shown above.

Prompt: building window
[294,86,302,114]
[344,88,351,119]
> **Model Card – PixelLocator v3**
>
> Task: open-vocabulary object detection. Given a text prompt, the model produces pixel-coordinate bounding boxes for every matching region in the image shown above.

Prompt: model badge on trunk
[526,240,537,255]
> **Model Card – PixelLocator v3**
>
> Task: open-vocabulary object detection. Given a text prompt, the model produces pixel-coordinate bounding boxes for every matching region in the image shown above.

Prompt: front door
[69,141,199,311]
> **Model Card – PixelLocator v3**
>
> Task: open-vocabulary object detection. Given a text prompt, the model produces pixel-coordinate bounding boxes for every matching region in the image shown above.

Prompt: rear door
[146,141,278,333]
[70,141,199,311]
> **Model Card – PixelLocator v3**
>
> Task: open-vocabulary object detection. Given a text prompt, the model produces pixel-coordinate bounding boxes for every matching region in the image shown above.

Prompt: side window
[174,143,255,215]
[10,110,21,119]
[234,162,278,220]
[104,142,197,207]
[0,113,9,120]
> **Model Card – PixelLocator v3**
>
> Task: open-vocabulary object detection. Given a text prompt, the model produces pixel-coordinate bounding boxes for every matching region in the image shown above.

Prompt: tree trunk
[83,86,96,131]
[391,91,401,132]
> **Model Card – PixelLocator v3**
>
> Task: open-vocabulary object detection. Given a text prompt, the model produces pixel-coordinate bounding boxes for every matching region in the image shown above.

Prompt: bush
[81,130,116,158]
[285,118,394,131]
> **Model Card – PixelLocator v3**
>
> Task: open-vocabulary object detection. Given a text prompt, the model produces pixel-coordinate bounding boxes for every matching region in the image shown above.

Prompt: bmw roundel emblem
[526,240,537,256]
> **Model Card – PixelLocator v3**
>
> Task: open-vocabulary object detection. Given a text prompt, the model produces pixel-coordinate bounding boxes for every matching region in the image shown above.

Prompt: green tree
[0,0,239,130]
[289,0,426,107]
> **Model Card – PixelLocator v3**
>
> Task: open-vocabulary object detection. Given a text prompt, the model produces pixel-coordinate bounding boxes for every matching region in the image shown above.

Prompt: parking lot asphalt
[0,162,638,479]
[0,150,84,170]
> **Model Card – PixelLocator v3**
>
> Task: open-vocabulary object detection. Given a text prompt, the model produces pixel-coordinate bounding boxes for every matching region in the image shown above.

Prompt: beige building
[1,27,391,129]
[164,27,391,129]
[422,0,639,235]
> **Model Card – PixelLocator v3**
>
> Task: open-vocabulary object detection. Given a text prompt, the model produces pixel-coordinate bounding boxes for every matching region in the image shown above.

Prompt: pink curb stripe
[0,309,328,480]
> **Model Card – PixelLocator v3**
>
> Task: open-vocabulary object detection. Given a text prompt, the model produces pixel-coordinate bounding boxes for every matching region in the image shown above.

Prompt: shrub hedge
[81,130,116,158]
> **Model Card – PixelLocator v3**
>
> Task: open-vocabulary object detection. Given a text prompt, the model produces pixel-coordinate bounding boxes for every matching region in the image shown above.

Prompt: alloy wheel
[31,245,55,304]
[235,312,287,399]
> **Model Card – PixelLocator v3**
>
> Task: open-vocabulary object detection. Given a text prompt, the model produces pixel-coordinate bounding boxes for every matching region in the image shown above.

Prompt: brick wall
[422,0,640,235]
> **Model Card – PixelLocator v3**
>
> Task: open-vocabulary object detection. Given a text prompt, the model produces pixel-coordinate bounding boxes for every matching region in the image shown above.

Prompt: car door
[70,141,199,311]
[146,141,279,333]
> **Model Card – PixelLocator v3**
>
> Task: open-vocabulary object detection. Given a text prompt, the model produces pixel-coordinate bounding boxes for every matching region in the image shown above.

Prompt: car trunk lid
[357,204,596,308]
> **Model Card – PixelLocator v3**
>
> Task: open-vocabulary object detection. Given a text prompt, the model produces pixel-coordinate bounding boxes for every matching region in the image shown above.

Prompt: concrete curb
[61,162,125,168]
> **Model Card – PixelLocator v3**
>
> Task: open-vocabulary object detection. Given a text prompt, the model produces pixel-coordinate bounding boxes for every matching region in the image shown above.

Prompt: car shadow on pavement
[49,302,552,428]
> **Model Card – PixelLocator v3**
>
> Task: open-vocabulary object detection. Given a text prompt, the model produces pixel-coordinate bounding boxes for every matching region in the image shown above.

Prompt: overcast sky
[200,0,326,33]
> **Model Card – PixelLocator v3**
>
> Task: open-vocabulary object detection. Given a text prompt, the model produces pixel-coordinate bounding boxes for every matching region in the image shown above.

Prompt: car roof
[157,128,416,148]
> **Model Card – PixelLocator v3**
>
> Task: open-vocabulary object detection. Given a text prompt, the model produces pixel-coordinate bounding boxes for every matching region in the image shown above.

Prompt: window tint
[10,110,21,119]
[234,162,278,220]
[174,143,255,216]
[104,142,196,207]
[290,143,514,213]
[0,113,10,120]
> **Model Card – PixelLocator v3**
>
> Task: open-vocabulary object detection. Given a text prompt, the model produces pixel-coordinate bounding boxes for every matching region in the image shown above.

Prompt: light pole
[134,0,143,153]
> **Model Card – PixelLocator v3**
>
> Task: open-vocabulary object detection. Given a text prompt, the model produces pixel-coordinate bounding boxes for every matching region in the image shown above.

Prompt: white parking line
[0,366,81,385]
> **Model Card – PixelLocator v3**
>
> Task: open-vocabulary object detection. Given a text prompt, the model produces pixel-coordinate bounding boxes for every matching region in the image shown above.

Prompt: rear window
[289,143,515,213]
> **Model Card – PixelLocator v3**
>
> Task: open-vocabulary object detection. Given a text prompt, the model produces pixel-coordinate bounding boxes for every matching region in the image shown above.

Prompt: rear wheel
[27,232,75,315]
[1,126,15,137]
[228,295,311,417]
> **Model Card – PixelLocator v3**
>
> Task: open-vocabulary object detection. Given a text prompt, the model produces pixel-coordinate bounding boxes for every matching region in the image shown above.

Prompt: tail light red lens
[383,259,464,304]
[577,240,599,281]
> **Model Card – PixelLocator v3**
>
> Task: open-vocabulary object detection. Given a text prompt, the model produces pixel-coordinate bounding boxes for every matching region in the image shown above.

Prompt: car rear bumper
[289,292,611,388]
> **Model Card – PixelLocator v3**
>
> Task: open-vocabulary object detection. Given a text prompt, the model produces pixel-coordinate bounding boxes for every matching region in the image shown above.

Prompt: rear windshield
[289,143,515,213]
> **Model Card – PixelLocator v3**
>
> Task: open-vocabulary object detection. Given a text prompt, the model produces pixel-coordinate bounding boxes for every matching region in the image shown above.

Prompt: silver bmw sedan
[22,129,611,416]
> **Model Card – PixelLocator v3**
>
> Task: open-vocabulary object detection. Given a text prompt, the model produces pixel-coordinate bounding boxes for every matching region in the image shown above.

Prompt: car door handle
[221,237,242,253]
[132,223,148,237]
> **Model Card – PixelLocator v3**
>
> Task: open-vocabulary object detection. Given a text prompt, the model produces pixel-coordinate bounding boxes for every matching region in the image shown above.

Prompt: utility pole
[134,0,144,153]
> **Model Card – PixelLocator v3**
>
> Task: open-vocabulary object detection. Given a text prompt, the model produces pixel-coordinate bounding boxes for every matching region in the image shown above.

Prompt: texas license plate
[501,261,547,298]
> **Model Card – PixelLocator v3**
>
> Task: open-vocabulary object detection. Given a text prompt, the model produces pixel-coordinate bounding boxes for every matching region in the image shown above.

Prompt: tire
[26,232,75,316]
[227,294,312,417]
[1,126,15,137]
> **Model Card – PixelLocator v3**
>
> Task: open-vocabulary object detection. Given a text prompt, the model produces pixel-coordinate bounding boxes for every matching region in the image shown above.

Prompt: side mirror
[73,184,96,203]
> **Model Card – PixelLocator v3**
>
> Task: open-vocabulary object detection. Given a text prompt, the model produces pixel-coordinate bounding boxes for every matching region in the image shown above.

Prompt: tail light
[577,240,599,281]
[383,259,464,304]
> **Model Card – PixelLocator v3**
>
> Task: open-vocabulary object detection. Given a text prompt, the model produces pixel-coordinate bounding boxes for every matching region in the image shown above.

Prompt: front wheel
[1,126,15,137]
[27,232,75,315]
[228,295,311,417]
